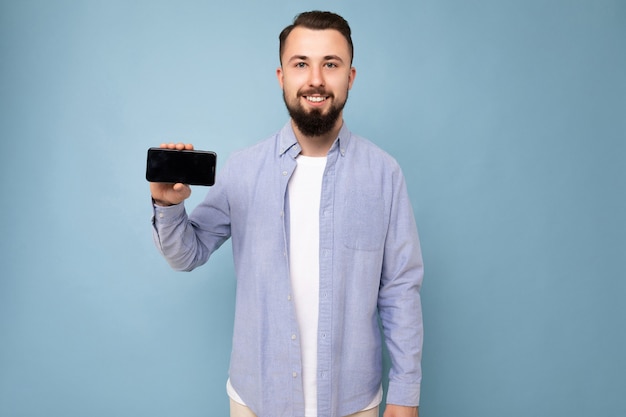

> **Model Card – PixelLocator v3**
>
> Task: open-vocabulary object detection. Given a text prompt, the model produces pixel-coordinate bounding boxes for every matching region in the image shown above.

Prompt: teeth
[306,96,326,103]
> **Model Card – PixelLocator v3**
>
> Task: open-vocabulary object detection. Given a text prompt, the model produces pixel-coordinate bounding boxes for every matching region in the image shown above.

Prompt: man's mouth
[305,95,327,103]
[300,88,331,104]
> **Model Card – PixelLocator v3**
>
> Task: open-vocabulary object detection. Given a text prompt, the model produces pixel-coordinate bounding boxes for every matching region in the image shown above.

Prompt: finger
[172,182,189,192]
[158,142,193,150]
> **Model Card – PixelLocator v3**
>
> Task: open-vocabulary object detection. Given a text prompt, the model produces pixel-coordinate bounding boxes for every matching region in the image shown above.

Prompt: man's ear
[276,67,284,89]
[348,66,356,90]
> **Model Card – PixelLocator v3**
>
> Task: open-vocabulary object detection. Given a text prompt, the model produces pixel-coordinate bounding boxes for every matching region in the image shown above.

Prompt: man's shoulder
[348,132,401,169]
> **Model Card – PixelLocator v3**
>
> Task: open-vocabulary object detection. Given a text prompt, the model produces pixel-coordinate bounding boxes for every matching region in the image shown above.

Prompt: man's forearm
[384,404,418,417]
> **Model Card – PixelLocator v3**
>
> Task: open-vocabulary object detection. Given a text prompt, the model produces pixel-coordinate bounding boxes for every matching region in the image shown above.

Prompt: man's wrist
[152,197,175,207]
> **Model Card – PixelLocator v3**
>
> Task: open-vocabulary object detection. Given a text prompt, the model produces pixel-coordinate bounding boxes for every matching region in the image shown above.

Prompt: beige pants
[230,399,380,417]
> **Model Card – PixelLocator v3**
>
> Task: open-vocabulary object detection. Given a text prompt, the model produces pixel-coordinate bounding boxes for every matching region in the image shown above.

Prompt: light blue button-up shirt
[152,122,424,417]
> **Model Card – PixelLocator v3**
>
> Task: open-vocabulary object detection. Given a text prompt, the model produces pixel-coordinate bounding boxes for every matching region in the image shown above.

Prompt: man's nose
[308,66,325,87]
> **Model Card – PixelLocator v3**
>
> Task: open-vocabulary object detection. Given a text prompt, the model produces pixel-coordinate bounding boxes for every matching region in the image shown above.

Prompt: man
[150,11,423,417]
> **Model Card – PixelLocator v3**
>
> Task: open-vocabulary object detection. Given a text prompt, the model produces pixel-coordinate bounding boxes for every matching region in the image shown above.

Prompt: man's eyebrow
[286,55,346,64]
[287,55,309,63]
[324,55,345,63]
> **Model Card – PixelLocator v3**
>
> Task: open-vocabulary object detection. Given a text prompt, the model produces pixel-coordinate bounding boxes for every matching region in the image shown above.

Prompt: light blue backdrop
[1,1,624,416]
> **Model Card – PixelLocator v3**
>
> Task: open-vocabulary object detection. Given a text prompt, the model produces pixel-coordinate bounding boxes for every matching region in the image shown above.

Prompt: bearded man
[149,11,424,417]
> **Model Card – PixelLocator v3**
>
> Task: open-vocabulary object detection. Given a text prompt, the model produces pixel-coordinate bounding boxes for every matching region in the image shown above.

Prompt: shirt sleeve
[377,166,424,407]
[151,162,232,272]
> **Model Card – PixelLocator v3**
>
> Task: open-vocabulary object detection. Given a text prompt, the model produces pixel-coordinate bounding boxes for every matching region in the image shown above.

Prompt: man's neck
[292,119,343,157]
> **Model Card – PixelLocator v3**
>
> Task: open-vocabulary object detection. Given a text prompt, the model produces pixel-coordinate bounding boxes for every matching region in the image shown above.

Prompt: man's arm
[384,404,418,417]
[150,142,230,271]
[378,165,424,408]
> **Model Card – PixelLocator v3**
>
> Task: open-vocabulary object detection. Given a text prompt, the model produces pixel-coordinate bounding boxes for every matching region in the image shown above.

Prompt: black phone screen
[146,148,216,186]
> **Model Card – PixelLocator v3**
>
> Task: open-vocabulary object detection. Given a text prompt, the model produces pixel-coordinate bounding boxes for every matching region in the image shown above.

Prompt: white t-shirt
[288,155,327,416]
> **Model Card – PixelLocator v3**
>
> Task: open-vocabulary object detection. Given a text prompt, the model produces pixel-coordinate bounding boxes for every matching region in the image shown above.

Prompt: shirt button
[287,294,292,301]
[158,213,164,219]
[292,372,298,378]
[282,171,288,176]
[291,334,297,340]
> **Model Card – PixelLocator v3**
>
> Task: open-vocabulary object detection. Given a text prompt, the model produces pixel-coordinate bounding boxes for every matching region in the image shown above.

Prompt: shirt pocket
[341,189,386,251]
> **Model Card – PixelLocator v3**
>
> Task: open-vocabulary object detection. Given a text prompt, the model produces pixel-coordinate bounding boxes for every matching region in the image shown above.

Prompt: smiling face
[277,27,356,138]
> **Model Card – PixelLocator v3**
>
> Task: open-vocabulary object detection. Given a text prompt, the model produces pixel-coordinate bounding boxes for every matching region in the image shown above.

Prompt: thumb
[172,182,192,200]
[172,183,187,192]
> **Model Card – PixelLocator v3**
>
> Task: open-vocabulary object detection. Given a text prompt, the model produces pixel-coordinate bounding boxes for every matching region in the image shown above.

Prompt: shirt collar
[278,121,352,158]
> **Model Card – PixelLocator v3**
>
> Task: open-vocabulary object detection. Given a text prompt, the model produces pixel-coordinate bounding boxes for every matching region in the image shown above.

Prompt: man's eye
[295,62,307,68]
[325,62,338,68]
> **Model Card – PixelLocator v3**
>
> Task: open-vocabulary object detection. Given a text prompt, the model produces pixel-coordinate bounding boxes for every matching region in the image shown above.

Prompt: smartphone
[146,147,217,186]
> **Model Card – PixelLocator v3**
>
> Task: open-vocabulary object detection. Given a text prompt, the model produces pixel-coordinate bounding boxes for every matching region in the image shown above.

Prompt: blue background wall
[1,1,624,416]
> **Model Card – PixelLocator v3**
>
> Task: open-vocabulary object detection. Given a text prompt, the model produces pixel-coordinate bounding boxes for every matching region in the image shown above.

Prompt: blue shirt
[152,122,424,417]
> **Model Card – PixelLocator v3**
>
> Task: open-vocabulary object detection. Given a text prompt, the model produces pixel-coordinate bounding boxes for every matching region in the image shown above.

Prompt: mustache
[298,87,333,97]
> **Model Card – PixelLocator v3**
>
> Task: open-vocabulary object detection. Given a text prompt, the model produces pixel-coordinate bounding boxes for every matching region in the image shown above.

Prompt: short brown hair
[279,11,354,64]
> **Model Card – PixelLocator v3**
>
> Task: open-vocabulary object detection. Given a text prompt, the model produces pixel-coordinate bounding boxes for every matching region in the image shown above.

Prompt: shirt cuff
[385,380,420,407]
[152,200,186,225]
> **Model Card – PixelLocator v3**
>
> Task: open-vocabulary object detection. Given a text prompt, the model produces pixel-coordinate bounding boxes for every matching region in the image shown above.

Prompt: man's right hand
[149,143,194,206]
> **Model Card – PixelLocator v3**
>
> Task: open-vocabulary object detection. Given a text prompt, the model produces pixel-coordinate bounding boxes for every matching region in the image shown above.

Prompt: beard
[283,89,348,137]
